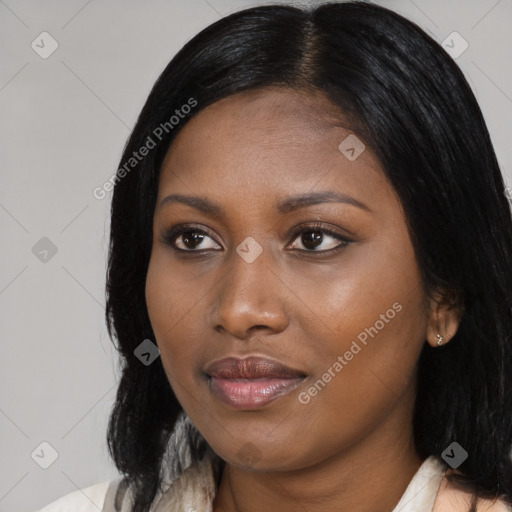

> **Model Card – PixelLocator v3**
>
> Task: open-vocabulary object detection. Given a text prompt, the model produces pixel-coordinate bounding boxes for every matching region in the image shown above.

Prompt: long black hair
[105,2,512,511]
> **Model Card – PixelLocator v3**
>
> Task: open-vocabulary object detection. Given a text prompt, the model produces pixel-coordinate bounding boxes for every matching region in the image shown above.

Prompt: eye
[161,222,352,254]
[162,225,221,252]
[288,222,351,253]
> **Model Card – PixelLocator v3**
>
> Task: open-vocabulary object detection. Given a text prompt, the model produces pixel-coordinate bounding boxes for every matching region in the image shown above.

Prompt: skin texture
[145,87,461,512]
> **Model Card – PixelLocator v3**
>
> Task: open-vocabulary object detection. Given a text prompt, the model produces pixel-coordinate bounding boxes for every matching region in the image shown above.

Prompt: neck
[212,404,423,512]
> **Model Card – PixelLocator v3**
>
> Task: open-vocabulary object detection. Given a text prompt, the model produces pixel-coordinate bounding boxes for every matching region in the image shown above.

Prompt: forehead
[158,87,390,207]
[163,87,351,163]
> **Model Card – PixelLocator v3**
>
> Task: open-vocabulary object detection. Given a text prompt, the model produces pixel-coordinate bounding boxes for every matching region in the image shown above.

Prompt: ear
[425,290,463,348]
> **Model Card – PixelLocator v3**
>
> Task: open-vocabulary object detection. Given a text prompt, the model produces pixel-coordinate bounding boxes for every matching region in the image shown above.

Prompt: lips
[204,356,306,380]
[204,356,307,409]
[208,377,304,409]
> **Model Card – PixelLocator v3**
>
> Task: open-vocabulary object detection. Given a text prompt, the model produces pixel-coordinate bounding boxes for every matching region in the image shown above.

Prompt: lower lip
[208,376,305,409]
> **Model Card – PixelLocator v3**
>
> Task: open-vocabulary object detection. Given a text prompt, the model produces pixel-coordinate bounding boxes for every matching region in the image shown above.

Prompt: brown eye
[161,222,352,255]
[163,225,221,251]
[288,224,351,253]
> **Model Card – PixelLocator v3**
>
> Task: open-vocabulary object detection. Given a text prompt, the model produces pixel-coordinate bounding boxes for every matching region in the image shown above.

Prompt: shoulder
[433,473,512,512]
[35,480,114,512]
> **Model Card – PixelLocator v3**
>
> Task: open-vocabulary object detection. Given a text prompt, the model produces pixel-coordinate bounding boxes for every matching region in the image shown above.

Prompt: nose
[208,244,289,340]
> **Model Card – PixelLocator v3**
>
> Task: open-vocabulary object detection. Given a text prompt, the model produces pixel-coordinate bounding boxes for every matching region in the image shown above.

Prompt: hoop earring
[436,333,444,346]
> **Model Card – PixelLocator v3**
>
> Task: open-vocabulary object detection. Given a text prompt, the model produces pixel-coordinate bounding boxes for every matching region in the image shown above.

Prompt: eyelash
[161,222,353,256]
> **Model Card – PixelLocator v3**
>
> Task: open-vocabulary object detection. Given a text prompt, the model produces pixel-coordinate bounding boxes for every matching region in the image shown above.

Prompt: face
[145,87,433,471]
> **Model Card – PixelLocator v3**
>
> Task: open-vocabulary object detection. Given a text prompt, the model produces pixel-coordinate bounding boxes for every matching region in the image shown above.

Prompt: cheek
[292,229,426,353]
[145,250,205,378]
[146,245,211,330]
[145,254,173,338]
[292,293,426,462]
[294,231,427,413]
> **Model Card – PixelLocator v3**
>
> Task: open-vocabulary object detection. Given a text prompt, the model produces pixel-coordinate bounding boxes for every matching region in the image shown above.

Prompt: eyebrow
[158,191,371,217]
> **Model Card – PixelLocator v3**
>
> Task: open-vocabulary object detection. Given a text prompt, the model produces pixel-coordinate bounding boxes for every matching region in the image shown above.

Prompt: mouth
[204,356,307,410]
[206,375,306,409]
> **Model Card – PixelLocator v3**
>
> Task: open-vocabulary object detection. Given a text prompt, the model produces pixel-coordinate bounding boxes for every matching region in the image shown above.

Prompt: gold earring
[436,333,444,346]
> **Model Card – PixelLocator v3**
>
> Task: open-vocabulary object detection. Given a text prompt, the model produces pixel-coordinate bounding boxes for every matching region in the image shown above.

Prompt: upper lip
[205,356,306,380]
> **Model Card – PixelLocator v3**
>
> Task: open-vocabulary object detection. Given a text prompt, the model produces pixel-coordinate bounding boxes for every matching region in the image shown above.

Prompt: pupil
[183,231,204,248]
[302,230,322,249]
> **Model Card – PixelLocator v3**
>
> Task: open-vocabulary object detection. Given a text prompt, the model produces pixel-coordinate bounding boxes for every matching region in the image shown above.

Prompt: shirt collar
[391,456,447,512]
[145,452,446,512]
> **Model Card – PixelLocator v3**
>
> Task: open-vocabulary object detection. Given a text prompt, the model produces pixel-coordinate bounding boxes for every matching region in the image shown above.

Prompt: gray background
[1,0,510,510]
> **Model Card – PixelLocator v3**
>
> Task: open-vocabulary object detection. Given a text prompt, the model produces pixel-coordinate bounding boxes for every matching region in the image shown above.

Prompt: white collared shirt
[36,455,511,512]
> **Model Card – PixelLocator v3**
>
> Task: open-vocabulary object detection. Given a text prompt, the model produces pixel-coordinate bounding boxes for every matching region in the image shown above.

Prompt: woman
[37,1,512,511]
